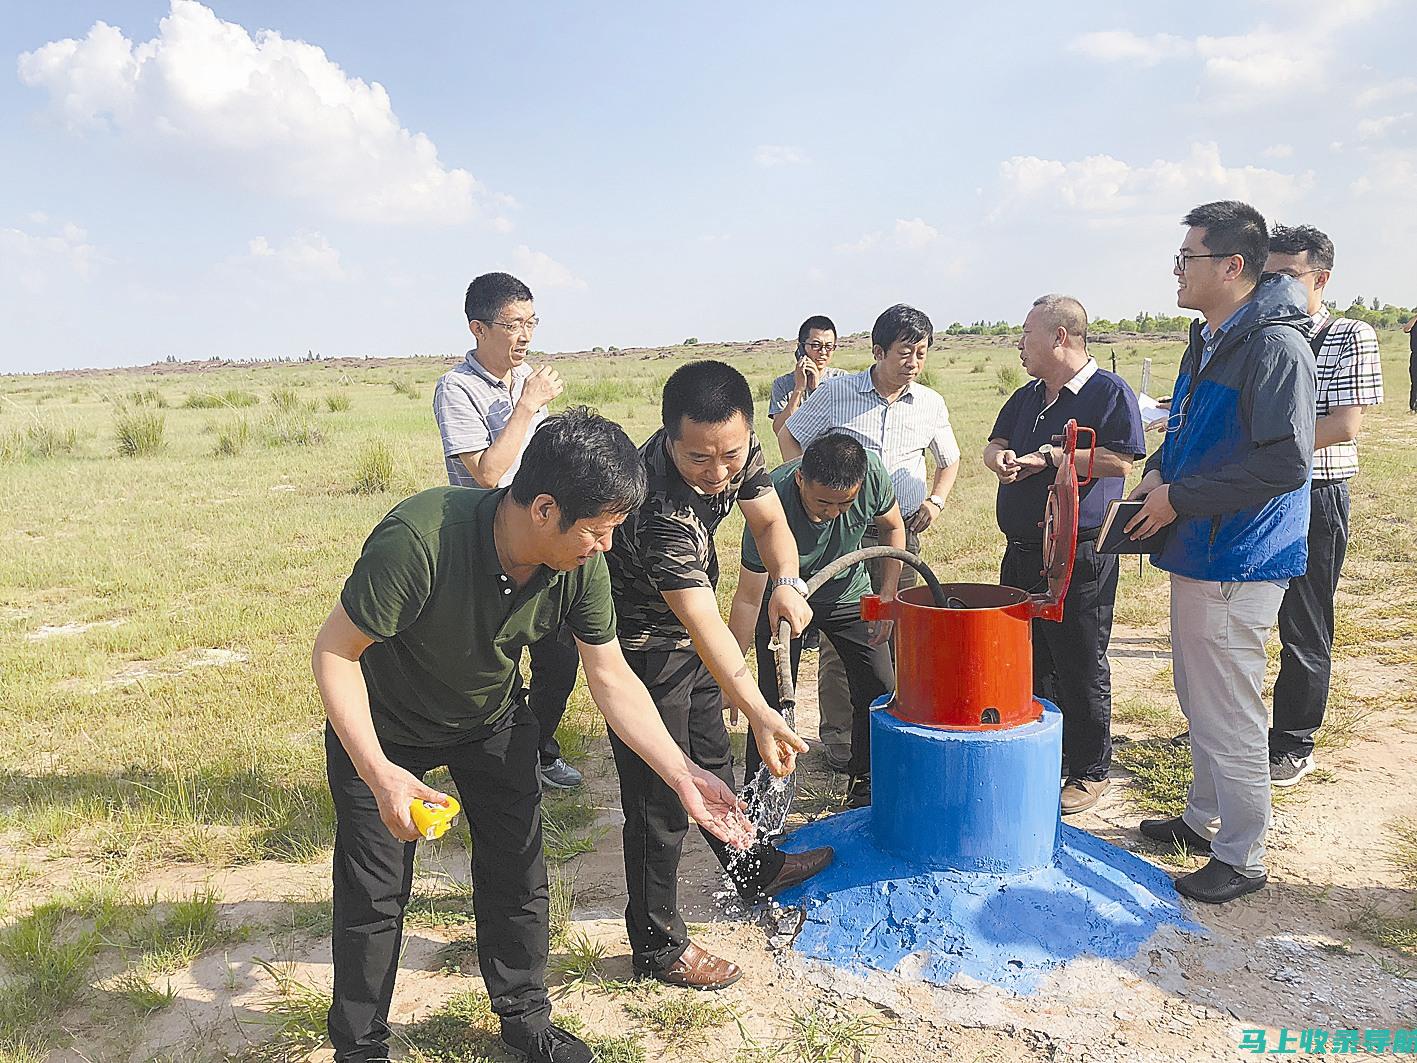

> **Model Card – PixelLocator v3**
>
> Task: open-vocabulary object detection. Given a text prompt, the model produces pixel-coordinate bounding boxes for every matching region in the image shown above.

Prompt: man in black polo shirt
[313,408,754,1063]
[982,295,1146,815]
[607,360,833,992]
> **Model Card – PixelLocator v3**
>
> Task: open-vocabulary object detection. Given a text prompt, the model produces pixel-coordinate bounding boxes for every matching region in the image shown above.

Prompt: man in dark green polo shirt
[728,433,904,807]
[312,408,754,1063]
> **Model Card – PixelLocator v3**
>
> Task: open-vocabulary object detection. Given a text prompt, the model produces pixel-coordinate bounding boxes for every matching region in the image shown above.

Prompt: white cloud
[1074,5,1392,109]
[993,142,1311,219]
[1356,112,1412,140]
[509,246,586,291]
[835,219,941,255]
[893,217,939,248]
[1263,144,1295,159]
[1068,30,1189,66]
[244,231,345,280]
[0,221,99,294]
[17,1,481,224]
[1356,77,1417,108]
[753,144,807,168]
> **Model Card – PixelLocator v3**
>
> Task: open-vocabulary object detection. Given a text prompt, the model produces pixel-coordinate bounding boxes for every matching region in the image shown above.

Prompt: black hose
[773,546,946,712]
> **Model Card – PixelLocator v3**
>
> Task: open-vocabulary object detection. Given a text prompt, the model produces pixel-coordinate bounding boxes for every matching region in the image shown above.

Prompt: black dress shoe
[761,846,834,898]
[846,775,871,809]
[1139,815,1212,853]
[1175,857,1267,904]
[501,1023,593,1063]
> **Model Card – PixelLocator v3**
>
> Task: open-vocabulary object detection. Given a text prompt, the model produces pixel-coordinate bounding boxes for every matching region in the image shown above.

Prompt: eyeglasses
[804,341,836,354]
[1174,252,1236,273]
[1270,268,1325,280]
[482,316,540,335]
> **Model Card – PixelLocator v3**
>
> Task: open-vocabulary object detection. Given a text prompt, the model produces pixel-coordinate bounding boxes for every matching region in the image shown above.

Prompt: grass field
[2,329,1416,1059]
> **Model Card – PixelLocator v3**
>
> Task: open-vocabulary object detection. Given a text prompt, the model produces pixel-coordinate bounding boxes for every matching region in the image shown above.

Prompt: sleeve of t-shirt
[866,454,898,518]
[783,382,835,448]
[736,436,773,501]
[566,553,617,646]
[1098,378,1148,459]
[927,398,962,467]
[989,388,1026,443]
[1326,322,1385,407]
[433,376,491,459]
[740,523,766,574]
[641,511,713,593]
[339,516,434,641]
[767,374,792,416]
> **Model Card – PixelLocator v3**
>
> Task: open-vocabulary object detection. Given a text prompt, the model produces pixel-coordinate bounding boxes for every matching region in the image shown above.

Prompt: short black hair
[465,272,533,323]
[1181,201,1268,286]
[871,303,933,352]
[510,406,647,529]
[1269,224,1334,272]
[800,432,868,492]
[797,315,837,344]
[660,360,754,439]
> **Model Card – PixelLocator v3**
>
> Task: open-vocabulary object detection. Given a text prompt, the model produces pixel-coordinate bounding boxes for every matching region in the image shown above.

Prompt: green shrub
[213,418,250,457]
[115,412,165,457]
[682,337,699,346]
[127,387,166,408]
[183,389,258,409]
[996,364,1025,394]
[391,379,420,399]
[352,441,393,493]
[24,421,80,459]
[270,386,303,412]
[324,394,352,412]
[261,411,323,448]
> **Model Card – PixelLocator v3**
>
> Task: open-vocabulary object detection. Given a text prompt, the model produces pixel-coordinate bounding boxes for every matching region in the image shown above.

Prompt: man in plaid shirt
[1263,225,1384,786]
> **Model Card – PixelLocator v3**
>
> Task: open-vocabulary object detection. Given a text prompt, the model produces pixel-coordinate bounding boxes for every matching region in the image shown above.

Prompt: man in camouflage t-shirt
[606,361,834,991]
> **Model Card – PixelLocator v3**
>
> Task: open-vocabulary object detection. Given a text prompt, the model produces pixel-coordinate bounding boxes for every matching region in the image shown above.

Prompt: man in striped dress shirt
[777,304,961,771]
[1262,225,1384,787]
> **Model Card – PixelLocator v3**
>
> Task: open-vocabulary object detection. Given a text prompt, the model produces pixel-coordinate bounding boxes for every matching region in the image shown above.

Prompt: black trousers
[1409,347,1417,411]
[527,624,580,765]
[610,646,786,976]
[747,597,894,781]
[1001,538,1118,781]
[325,718,549,1062]
[1270,480,1351,760]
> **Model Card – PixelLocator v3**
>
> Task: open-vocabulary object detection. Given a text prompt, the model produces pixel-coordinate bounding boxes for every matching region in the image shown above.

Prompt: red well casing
[859,421,1094,730]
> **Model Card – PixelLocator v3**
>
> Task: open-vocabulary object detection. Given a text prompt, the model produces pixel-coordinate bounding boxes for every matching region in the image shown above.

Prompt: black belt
[1311,478,1348,490]
[1006,527,1100,550]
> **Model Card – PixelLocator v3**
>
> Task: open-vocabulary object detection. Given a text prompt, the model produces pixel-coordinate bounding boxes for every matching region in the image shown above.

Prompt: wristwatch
[926,494,945,509]
[1038,445,1057,467]
[773,577,810,598]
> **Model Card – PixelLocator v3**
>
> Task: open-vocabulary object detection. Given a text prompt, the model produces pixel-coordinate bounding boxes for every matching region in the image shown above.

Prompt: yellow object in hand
[409,796,461,840]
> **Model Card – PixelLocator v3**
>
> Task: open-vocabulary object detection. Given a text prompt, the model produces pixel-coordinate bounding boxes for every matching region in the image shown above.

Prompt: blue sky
[3,0,1414,373]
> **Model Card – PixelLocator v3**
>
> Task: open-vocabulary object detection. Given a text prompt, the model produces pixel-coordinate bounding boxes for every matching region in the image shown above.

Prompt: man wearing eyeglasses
[779,304,961,774]
[1260,226,1383,788]
[1127,201,1316,905]
[434,273,583,793]
[769,315,847,436]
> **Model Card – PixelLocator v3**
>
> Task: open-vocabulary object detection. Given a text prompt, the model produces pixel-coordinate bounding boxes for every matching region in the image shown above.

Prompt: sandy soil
[24,632,1417,1062]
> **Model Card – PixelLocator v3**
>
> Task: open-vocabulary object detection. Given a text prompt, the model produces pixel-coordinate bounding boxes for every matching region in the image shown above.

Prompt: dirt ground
[24,619,1413,1063]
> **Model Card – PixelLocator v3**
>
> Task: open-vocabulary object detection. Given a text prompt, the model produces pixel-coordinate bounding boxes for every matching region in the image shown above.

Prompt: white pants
[1170,574,1286,876]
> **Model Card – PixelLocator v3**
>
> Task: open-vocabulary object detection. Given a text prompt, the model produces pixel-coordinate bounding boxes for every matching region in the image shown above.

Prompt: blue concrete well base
[871,702,1062,874]
[775,814,1202,993]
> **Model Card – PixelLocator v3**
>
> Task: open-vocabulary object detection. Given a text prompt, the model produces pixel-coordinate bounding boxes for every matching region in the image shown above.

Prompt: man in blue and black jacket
[1125,200,1317,905]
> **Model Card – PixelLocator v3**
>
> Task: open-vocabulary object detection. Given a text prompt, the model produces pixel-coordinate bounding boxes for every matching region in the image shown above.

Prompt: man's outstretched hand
[673,766,756,850]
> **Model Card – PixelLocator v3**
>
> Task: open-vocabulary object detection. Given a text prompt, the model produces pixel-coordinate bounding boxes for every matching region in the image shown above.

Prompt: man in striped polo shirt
[1262,225,1384,787]
[777,304,961,772]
